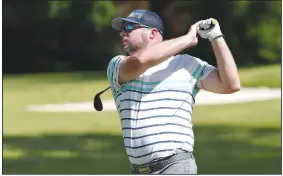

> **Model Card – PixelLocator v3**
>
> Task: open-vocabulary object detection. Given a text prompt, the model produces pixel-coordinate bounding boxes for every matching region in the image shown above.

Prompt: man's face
[120,22,149,55]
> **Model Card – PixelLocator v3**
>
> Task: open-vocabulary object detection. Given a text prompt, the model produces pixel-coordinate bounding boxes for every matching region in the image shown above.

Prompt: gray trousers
[131,157,198,174]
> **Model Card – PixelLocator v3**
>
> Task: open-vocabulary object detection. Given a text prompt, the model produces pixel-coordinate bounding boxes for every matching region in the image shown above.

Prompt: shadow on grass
[3,125,282,174]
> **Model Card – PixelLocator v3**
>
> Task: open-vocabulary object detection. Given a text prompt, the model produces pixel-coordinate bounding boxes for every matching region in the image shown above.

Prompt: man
[107,9,240,174]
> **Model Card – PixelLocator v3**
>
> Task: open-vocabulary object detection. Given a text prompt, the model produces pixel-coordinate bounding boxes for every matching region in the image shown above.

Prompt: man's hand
[186,20,204,46]
[197,18,224,42]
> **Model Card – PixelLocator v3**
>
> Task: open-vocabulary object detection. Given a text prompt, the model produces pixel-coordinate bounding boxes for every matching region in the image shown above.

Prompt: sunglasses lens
[122,23,136,32]
[125,23,134,32]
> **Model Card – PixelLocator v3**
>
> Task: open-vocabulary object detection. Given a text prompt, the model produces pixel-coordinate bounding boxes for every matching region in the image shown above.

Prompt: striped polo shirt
[107,54,216,165]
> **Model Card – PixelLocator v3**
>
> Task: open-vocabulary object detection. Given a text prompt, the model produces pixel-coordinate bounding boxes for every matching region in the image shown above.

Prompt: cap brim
[111,17,140,31]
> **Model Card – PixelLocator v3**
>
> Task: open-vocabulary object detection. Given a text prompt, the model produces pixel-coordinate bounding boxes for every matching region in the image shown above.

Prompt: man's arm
[200,37,241,94]
[197,18,240,94]
[118,21,203,85]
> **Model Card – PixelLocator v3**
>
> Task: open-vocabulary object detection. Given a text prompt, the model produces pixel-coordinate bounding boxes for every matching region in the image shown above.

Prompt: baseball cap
[111,9,164,36]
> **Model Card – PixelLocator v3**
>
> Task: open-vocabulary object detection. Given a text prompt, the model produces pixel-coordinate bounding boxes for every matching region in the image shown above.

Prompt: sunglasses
[121,22,151,33]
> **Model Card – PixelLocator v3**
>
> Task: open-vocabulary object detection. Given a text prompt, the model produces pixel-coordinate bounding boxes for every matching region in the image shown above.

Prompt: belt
[132,152,193,174]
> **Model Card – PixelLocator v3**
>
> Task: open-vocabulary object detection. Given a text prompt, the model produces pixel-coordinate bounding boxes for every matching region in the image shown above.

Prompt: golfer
[107,9,240,174]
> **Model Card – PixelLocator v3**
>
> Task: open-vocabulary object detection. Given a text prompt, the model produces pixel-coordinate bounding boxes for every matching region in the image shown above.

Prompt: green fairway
[238,64,281,88]
[3,65,282,174]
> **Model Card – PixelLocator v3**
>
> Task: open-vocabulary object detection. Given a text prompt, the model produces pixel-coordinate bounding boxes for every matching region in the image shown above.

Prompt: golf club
[93,86,111,111]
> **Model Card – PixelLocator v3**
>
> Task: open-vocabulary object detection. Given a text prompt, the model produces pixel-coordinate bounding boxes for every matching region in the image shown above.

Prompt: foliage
[2,1,281,73]
[234,1,281,63]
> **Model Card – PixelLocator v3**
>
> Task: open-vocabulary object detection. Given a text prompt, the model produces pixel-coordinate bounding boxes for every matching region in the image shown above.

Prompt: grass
[238,64,281,88]
[2,64,282,174]
[3,100,281,174]
[3,64,281,102]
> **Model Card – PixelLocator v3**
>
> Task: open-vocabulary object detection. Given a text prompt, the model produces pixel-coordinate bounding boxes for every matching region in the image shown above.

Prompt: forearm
[134,34,195,67]
[211,37,240,89]
[118,21,201,85]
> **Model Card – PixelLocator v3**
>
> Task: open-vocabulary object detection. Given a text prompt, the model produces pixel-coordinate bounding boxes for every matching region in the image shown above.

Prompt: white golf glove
[197,18,224,42]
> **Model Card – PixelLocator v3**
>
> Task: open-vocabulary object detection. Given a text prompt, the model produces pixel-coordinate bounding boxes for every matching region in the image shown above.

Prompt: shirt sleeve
[182,55,217,89]
[189,55,217,89]
[106,55,125,92]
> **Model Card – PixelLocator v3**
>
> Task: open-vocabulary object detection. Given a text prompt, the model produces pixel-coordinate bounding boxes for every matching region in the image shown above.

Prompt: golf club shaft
[97,86,111,96]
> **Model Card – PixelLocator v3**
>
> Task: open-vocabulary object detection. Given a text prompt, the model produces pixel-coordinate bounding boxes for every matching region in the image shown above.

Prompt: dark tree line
[3,0,281,74]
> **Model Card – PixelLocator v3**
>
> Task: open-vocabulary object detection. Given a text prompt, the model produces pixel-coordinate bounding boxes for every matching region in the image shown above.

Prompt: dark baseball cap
[111,9,164,36]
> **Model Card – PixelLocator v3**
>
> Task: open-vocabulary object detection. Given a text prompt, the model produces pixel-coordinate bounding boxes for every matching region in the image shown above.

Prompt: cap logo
[128,10,144,19]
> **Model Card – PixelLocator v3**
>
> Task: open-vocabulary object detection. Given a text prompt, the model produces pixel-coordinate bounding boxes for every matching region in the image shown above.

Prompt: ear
[148,29,158,39]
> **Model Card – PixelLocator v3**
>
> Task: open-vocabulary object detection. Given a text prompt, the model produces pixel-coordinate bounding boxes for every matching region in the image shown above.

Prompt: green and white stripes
[106,54,216,165]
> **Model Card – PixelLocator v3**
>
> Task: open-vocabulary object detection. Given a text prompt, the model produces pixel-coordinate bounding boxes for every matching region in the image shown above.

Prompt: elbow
[229,83,241,93]
[129,56,146,70]
[223,81,241,94]
[128,56,153,73]
[135,56,156,68]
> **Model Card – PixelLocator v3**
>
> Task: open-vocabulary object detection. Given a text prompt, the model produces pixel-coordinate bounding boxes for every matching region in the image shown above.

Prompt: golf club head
[93,86,110,111]
[93,94,103,111]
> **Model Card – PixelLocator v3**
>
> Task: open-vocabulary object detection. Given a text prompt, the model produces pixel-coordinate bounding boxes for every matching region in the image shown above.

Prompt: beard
[123,36,148,56]
[123,44,135,56]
